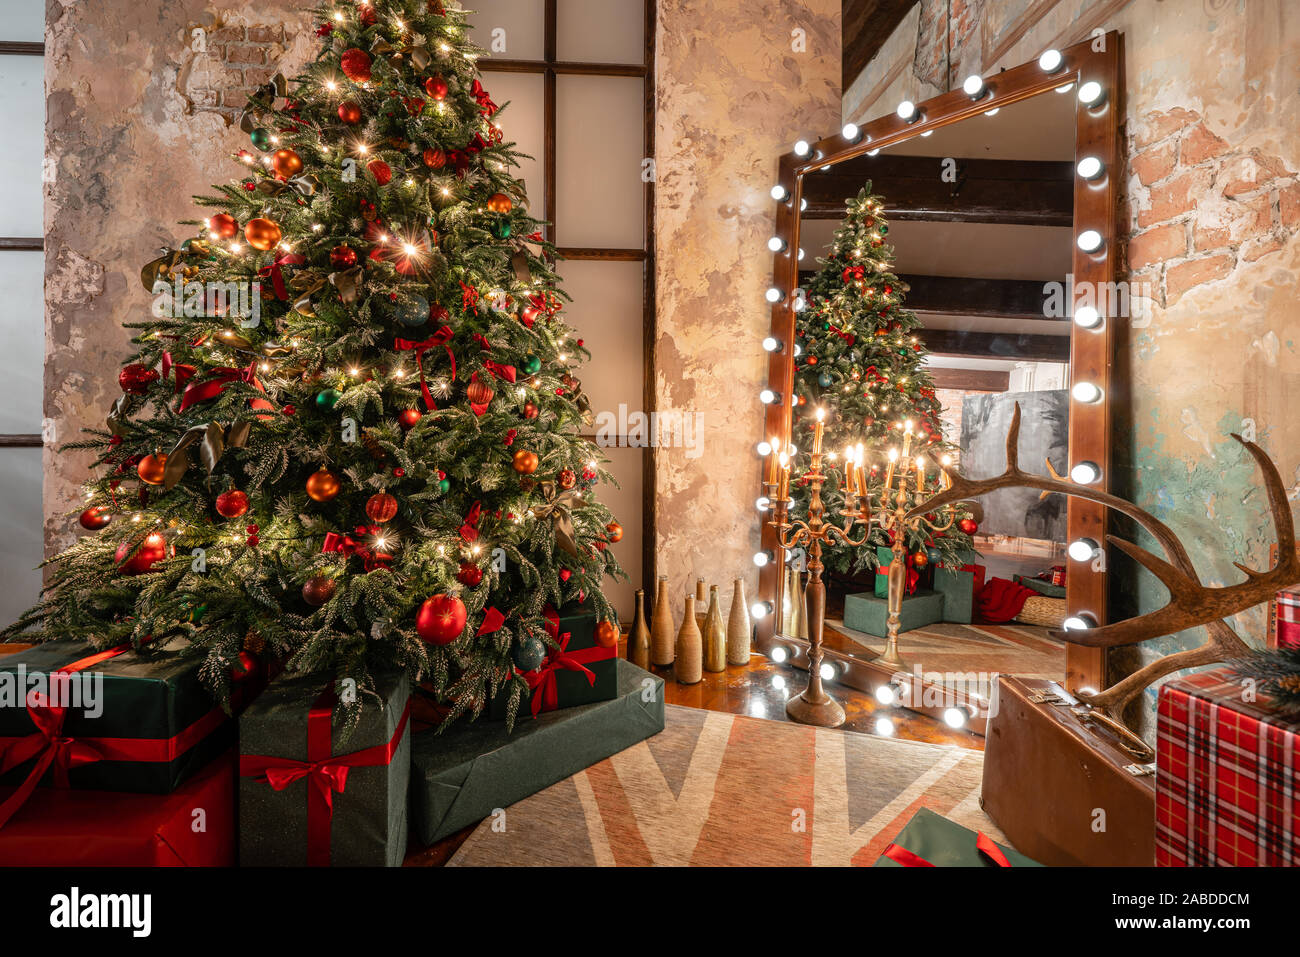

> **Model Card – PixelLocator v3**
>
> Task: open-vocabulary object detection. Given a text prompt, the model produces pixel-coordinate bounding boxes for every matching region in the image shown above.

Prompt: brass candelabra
[766,417,957,726]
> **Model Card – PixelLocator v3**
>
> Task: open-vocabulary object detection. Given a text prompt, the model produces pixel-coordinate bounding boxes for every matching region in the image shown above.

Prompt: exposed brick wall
[1123,108,1297,307]
[182,20,296,122]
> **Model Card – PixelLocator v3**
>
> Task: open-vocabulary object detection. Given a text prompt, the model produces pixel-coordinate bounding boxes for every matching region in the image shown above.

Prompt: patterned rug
[830,619,1066,695]
[448,704,1002,866]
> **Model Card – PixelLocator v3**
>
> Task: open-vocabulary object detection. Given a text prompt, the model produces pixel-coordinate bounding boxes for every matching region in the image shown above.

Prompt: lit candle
[885,447,898,491]
[813,407,826,455]
[778,452,790,501]
[766,441,779,486]
[915,455,925,487]
[843,445,855,492]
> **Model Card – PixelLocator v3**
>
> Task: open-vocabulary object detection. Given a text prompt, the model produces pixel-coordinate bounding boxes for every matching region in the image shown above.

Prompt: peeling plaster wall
[44,1,316,555]
[842,0,1300,732]
[653,0,840,608]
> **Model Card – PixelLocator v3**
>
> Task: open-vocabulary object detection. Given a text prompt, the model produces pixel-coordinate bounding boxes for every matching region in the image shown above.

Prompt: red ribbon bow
[482,360,517,384]
[239,687,410,867]
[881,831,1012,867]
[257,253,305,300]
[471,79,498,117]
[0,694,104,831]
[178,361,275,418]
[322,525,392,572]
[514,608,615,717]
[394,325,454,410]
[841,264,865,283]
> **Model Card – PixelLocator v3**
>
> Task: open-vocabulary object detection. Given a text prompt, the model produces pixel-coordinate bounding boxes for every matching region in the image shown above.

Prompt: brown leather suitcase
[982,676,1155,866]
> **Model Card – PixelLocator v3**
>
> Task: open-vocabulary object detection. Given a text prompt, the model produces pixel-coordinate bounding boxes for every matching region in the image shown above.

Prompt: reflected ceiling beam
[926,368,1011,392]
[801,155,1073,226]
[918,329,1070,362]
[798,271,1059,322]
[843,0,919,91]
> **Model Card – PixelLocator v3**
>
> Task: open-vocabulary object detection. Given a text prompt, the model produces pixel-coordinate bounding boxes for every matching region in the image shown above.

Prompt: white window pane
[466,0,545,61]
[556,75,644,248]
[0,2,43,43]
[558,259,643,419]
[0,56,43,237]
[482,72,545,220]
[594,444,642,622]
[0,250,43,432]
[0,448,43,629]
[557,0,644,65]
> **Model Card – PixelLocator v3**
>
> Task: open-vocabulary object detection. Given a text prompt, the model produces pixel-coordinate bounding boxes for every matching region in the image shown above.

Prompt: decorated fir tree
[5,0,625,725]
[790,186,975,578]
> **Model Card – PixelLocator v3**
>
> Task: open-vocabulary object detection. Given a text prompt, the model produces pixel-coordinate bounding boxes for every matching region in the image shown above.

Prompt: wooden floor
[405,634,981,865]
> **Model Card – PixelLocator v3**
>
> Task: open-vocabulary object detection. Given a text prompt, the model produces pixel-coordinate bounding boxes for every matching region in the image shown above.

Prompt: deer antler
[906,402,1300,717]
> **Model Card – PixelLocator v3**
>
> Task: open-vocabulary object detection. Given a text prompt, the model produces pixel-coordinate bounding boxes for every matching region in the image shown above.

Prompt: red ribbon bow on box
[881,831,1012,867]
[394,325,454,410]
[0,644,227,831]
[239,686,410,867]
[515,608,615,718]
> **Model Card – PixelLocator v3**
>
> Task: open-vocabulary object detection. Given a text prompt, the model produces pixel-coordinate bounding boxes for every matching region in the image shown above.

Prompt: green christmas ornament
[438,478,451,494]
[522,353,542,375]
[492,218,512,239]
[316,388,343,410]
[249,127,272,151]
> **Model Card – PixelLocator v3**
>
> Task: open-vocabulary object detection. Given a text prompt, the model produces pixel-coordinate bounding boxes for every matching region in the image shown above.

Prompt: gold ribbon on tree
[256,173,322,199]
[238,73,288,134]
[530,481,584,559]
[140,247,187,294]
[329,265,365,305]
[162,421,252,490]
[106,394,136,437]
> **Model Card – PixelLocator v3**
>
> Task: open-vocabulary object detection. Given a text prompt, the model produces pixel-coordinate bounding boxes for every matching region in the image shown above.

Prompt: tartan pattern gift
[1156,667,1300,866]
[1277,589,1300,649]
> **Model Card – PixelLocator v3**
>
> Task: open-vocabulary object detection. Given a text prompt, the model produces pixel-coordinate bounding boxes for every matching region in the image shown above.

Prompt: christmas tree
[4,0,624,725]
[789,186,974,578]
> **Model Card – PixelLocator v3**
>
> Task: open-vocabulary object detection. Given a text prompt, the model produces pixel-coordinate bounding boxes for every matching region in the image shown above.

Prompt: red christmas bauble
[338,100,363,125]
[365,491,398,523]
[423,147,446,169]
[137,453,167,486]
[958,518,979,535]
[215,489,250,518]
[416,594,466,644]
[429,303,450,323]
[115,533,169,575]
[330,244,357,268]
[340,48,372,82]
[79,506,111,531]
[367,159,392,185]
[911,551,929,569]
[523,402,539,419]
[520,305,541,326]
[398,408,422,429]
[466,379,494,407]
[230,651,258,683]
[119,363,159,395]
[424,74,449,100]
[557,468,576,490]
[302,575,337,607]
[605,521,624,543]
[595,620,619,648]
[456,562,483,587]
[210,213,238,238]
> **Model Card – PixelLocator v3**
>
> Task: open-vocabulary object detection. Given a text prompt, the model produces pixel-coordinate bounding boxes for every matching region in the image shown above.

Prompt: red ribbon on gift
[881,831,1012,867]
[515,608,615,718]
[239,686,410,867]
[257,253,305,301]
[0,644,228,831]
[876,563,920,595]
[395,325,454,411]
[178,360,275,419]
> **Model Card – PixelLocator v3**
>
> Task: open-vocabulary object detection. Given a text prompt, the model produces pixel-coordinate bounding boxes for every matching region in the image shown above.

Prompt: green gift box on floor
[843,590,945,637]
[238,670,410,867]
[0,637,232,799]
[411,659,663,846]
[875,807,1042,867]
[487,602,617,720]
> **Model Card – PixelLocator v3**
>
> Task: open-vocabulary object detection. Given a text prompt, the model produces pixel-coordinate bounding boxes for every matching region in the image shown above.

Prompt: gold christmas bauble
[305,468,341,502]
[511,450,539,474]
[137,453,168,485]
[271,148,303,179]
[245,218,282,251]
[485,192,513,214]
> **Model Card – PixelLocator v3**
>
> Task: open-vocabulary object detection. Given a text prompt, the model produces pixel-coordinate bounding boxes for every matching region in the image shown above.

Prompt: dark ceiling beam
[918,329,1070,362]
[842,0,919,91]
[926,368,1011,392]
[797,271,1061,322]
[801,155,1074,226]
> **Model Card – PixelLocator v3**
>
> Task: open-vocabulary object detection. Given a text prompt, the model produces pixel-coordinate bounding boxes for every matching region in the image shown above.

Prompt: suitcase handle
[1070,706,1154,761]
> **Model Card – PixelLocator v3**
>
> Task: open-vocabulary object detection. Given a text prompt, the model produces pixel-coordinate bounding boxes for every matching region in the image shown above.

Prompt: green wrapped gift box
[486,602,617,720]
[411,659,663,846]
[875,807,1042,867]
[239,671,410,867]
[0,638,232,802]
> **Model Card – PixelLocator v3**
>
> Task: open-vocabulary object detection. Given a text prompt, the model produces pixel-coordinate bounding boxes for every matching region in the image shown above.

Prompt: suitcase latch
[1028,691,1069,705]
[1124,762,1157,777]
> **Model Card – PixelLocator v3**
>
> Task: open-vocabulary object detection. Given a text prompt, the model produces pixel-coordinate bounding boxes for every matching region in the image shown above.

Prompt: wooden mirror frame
[754,33,1123,724]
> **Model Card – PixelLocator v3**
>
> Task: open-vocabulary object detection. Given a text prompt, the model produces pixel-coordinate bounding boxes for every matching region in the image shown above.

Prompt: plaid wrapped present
[1157,666,1300,866]
[1276,589,1300,649]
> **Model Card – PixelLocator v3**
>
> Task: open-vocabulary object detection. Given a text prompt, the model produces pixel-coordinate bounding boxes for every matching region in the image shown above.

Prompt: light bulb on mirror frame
[767,236,787,253]
[1068,537,1100,562]
[770,184,790,202]
[1073,305,1103,329]
[762,336,783,353]
[1070,461,1101,484]
[1038,49,1064,72]
[1077,81,1105,106]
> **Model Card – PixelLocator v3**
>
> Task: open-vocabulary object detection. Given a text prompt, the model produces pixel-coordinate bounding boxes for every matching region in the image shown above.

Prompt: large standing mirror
[753,35,1122,733]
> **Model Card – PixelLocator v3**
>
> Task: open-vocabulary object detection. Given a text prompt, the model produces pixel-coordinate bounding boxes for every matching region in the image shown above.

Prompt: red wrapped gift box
[1157,667,1300,867]
[1276,589,1300,649]
[0,752,235,866]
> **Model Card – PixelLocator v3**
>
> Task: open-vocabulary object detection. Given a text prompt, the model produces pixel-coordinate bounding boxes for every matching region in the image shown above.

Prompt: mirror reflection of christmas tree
[789,186,976,578]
